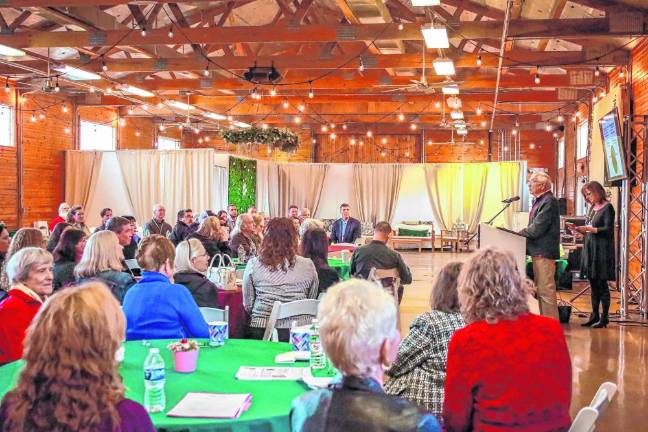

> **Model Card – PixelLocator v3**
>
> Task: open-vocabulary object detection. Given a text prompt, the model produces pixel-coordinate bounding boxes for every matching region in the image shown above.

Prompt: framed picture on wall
[598,107,627,182]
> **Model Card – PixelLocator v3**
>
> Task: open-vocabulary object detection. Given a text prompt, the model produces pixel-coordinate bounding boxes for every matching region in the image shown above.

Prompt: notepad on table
[167,392,252,419]
[235,366,305,380]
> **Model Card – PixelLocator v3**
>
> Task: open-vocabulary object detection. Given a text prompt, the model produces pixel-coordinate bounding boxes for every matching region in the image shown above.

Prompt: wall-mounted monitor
[598,108,627,182]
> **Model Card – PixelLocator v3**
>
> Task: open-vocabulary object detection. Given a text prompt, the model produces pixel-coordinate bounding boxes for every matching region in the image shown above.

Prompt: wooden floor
[399,250,648,431]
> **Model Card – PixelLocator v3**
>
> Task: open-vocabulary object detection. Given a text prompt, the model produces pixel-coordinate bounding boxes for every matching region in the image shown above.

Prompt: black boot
[582,282,600,327]
[593,285,610,328]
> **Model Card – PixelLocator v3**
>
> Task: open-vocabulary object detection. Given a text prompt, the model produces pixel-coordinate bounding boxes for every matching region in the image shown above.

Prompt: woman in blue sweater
[122,235,209,341]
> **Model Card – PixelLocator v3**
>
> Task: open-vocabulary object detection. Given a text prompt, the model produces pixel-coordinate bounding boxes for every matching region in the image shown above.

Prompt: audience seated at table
[226,204,238,231]
[1,228,43,291]
[169,208,195,246]
[0,247,53,365]
[385,262,465,416]
[0,282,155,431]
[46,222,70,253]
[174,238,219,307]
[216,210,229,229]
[52,228,86,290]
[251,213,265,244]
[75,231,136,303]
[330,203,362,244]
[290,279,440,432]
[65,205,91,236]
[243,217,318,341]
[442,248,572,431]
[300,228,339,294]
[229,214,259,262]
[298,218,324,239]
[48,202,70,232]
[122,235,209,341]
[188,216,230,258]
[0,223,9,276]
[142,204,173,238]
[350,221,412,302]
[94,207,113,233]
[106,216,137,261]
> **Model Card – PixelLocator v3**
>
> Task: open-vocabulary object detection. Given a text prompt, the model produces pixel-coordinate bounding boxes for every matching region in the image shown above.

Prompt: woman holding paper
[0,282,155,431]
[290,279,440,431]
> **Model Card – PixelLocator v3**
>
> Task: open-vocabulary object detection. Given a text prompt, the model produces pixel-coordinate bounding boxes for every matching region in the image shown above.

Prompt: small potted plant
[167,339,200,373]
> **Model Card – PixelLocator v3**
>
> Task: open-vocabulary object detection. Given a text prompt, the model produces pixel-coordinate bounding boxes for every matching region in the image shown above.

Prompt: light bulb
[64,127,70,134]
[595,66,600,77]
[30,113,36,122]
[557,114,564,122]
[330,133,336,139]
[39,112,45,120]
[545,124,552,132]
[168,27,174,38]
[350,138,356,145]
[480,120,487,127]
[405,151,410,157]
[534,73,540,84]
[282,100,289,109]
[381,137,387,144]
[321,125,328,132]
[128,107,134,115]
[476,106,482,115]
[434,101,441,109]
[270,87,277,97]
[159,125,165,131]
[512,128,517,136]
[476,55,482,66]
[298,104,305,111]
[308,88,314,99]
[102,59,108,71]
[262,123,268,130]
[205,136,210,142]
[294,116,301,124]
[141,27,147,37]
[135,130,141,136]
[398,113,405,121]
[204,66,209,77]
[398,23,403,31]
[410,124,417,130]
[342,124,347,130]
[62,105,68,113]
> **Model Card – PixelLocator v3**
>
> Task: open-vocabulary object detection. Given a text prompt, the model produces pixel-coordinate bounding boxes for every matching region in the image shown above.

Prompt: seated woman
[65,205,91,236]
[0,247,53,365]
[75,231,136,303]
[174,239,219,307]
[290,279,440,431]
[384,262,465,416]
[122,235,209,341]
[443,248,572,431]
[46,222,71,253]
[229,214,259,262]
[0,282,155,431]
[188,216,229,258]
[243,217,318,341]
[251,213,265,244]
[300,228,339,294]
[52,228,86,290]
[0,228,43,290]
[0,223,9,277]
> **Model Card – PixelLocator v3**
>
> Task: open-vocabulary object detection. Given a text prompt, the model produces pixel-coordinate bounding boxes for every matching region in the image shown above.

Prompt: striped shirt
[242,256,319,329]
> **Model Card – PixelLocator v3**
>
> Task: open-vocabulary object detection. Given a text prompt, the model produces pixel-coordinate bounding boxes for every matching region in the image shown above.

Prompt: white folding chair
[199,306,230,324]
[263,299,319,341]
[368,267,401,327]
[568,407,598,432]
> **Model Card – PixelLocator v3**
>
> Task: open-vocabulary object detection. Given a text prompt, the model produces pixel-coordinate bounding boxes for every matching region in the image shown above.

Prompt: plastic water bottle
[143,348,166,413]
[309,319,327,375]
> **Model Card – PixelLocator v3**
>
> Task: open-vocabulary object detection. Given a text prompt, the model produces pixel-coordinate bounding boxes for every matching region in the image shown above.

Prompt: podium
[479,223,540,314]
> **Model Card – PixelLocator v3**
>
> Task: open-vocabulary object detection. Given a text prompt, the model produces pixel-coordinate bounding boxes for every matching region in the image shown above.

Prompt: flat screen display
[598,108,627,182]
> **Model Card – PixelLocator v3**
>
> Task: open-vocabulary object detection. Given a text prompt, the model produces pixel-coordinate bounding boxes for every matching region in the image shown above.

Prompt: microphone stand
[465,201,513,245]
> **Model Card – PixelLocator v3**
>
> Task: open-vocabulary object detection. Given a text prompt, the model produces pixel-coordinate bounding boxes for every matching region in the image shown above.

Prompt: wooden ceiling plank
[0,11,8,32]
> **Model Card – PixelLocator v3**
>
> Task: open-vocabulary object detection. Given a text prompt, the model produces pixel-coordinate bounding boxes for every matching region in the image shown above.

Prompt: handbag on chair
[207,254,237,290]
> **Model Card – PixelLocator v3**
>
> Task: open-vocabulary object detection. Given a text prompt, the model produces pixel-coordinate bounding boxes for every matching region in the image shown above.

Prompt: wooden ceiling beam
[0,18,643,48]
[0,0,217,6]
[9,10,31,31]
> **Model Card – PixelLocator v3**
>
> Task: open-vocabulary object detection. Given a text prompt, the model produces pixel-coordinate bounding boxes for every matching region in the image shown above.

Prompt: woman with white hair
[443,248,571,432]
[290,279,440,431]
[188,216,230,258]
[174,239,219,307]
[0,247,53,364]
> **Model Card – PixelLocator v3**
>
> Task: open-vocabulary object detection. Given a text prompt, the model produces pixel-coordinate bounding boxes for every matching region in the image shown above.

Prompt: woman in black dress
[573,181,615,328]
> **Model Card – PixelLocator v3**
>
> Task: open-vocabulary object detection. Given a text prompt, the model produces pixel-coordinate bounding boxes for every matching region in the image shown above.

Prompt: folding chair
[263,299,319,341]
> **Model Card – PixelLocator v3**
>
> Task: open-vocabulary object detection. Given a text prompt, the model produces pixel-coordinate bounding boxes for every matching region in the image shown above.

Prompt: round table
[0,339,308,432]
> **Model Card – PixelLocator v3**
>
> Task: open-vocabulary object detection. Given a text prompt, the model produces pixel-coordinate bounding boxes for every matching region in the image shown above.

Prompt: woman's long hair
[47,223,71,253]
[74,231,124,278]
[52,229,85,263]
[1,282,126,431]
[195,216,222,241]
[300,228,330,270]
[259,217,298,272]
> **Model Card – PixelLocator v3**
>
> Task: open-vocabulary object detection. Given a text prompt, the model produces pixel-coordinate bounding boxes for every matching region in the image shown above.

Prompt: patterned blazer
[384,310,465,416]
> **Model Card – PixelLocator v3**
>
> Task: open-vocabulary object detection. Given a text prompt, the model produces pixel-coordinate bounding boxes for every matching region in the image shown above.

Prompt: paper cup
[208,321,229,346]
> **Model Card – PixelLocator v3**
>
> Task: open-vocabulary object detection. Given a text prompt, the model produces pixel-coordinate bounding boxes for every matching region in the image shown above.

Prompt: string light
[205,136,210,142]
[282,99,289,109]
[168,26,174,38]
[204,65,210,77]
[398,112,405,121]
[511,129,517,136]
[135,130,141,136]
[530,143,536,149]
[330,123,335,129]
[557,114,564,122]
[405,150,410,157]
[476,55,482,66]
[157,102,164,109]
[140,26,147,37]
[128,107,134,115]
[434,101,441,109]
[359,140,364,146]
[30,113,36,122]
[358,58,365,73]
[594,65,600,77]
[38,112,45,120]
[321,125,328,132]
[159,124,165,131]
[119,118,126,127]
[480,120,487,127]
[330,132,336,140]
[534,72,541,85]
[476,104,482,115]
[54,78,60,92]
[427,140,432,146]
[294,116,301,124]
[342,123,347,130]
[262,123,269,130]
[398,23,404,31]
[381,137,387,144]
[64,127,71,134]
[198,138,203,144]
[366,130,372,137]
[410,124,417,130]
[380,150,386,157]
[62,105,68,113]
[298,104,305,111]
[101,57,108,72]
[350,138,356,145]
[270,86,277,97]
[545,123,552,132]
[308,82,314,99]
[619,68,625,78]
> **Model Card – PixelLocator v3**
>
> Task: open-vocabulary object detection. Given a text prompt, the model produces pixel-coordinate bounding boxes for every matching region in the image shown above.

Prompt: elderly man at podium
[519,172,560,320]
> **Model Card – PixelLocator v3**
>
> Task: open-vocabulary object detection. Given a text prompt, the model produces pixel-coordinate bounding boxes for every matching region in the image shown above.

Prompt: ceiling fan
[375,46,463,94]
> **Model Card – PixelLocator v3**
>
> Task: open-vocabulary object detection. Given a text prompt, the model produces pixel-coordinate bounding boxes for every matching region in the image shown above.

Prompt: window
[575,176,588,216]
[157,136,180,150]
[0,104,14,147]
[79,121,115,150]
[576,120,589,160]
[557,137,565,169]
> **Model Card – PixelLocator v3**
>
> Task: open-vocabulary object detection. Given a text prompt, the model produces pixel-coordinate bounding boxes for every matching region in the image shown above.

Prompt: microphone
[502,196,520,204]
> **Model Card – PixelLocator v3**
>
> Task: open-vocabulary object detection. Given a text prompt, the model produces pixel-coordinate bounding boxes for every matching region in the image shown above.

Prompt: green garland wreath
[222,127,299,153]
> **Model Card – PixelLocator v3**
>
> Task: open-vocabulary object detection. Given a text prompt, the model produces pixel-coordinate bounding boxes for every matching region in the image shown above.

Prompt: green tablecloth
[0,339,309,432]
[328,258,351,280]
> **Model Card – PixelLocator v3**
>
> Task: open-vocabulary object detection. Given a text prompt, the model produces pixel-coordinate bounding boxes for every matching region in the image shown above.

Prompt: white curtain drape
[65,151,103,208]
[213,166,228,211]
[277,164,328,217]
[256,159,273,215]
[353,164,404,224]
[116,149,214,223]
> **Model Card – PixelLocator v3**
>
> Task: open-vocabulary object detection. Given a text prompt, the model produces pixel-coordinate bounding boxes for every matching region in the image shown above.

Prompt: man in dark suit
[519,172,560,320]
[350,221,412,302]
[330,203,362,244]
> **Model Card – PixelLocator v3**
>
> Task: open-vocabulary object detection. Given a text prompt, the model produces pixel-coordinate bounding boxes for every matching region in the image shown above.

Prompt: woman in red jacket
[0,247,53,364]
[443,248,572,432]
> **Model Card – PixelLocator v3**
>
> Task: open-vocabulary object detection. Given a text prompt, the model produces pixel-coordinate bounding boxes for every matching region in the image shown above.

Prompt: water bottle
[237,244,246,263]
[309,319,327,375]
[143,348,166,413]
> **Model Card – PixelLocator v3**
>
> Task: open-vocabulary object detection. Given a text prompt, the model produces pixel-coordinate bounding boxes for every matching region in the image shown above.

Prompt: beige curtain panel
[353,164,404,225]
[65,151,103,209]
[277,164,329,217]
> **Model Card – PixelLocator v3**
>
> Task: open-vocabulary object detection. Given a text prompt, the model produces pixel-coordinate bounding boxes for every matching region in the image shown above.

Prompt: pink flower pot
[173,350,199,373]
